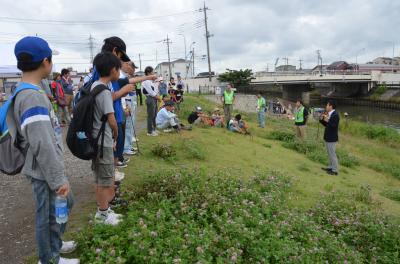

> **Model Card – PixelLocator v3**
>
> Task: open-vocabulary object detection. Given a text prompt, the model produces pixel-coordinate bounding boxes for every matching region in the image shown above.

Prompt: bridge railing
[255,70,372,77]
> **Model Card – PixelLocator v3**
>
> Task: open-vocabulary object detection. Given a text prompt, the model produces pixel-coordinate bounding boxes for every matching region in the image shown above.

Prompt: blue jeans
[114,123,125,160]
[257,110,266,128]
[31,178,74,264]
[124,96,136,152]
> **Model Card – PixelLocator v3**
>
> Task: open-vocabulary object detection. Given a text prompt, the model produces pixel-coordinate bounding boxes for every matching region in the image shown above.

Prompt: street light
[355,48,365,73]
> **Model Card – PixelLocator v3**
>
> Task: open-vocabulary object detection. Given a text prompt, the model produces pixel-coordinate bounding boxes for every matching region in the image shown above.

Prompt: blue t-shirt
[90,68,124,124]
[111,80,124,124]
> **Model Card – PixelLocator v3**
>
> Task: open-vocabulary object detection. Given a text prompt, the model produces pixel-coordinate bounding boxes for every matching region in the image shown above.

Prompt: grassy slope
[123,95,400,217]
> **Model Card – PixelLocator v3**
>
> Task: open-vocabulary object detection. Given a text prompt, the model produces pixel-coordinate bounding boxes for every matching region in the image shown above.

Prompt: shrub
[266,130,295,142]
[151,143,176,159]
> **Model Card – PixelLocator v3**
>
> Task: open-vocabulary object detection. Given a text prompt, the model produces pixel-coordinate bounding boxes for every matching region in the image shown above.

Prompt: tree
[217,69,254,87]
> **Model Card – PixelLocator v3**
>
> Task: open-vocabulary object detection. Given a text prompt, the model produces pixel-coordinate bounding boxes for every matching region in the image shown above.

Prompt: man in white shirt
[156,100,181,132]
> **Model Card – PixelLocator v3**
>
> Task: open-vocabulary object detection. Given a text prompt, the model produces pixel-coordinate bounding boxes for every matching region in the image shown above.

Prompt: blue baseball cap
[14,36,52,62]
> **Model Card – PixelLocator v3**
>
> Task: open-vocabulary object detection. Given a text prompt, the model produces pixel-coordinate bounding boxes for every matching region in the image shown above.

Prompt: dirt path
[0,104,147,264]
[0,127,94,264]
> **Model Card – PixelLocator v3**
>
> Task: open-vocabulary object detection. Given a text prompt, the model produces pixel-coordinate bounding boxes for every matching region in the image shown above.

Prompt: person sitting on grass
[188,106,212,126]
[211,107,225,127]
[159,94,169,110]
[229,114,250,135]
[156,100,180,132]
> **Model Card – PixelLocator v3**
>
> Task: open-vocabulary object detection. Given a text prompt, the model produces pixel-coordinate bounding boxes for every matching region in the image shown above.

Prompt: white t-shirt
[142,80,158,97]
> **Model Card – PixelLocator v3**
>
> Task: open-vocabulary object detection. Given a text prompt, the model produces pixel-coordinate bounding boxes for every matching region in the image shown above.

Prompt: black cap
[130,61,138,69]
[165,100,175,107]
[103,36,130,62]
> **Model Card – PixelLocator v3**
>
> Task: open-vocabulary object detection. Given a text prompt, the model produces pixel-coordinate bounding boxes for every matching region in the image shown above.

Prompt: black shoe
[321,167,332,172]
[327,170,338,176]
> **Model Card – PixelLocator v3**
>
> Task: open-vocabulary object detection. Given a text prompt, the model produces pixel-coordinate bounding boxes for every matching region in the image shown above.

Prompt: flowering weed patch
[76,170,400,263]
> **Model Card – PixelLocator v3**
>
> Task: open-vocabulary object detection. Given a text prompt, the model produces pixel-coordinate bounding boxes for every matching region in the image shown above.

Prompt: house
[275,65,296,72]
[372,57,393,65]
[155,59,193,80]
[0,65,22,96]
[326,61,349,71]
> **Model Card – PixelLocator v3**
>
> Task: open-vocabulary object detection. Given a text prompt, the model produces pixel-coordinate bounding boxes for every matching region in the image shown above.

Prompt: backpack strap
[90,83,109,159]
[0,83,40,137]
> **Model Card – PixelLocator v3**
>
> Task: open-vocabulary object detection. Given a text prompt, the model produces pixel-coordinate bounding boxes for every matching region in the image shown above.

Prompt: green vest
[295,106,305,123]
[257,97,266,109]
[224,90,234,105]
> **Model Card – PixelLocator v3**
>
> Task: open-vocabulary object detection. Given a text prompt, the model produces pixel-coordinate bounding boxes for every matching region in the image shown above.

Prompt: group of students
[1,35,161,264]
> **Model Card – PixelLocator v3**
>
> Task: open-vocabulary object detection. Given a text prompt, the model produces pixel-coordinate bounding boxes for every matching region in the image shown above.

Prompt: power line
[0,10,197,25]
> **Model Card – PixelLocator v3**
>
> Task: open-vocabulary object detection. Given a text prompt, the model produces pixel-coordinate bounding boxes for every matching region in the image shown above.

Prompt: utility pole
[192,47,195,77]
[316,50,322,74]
[89,34,94,63]
[138,53,143,71]
[200,2,213,81]
[299,58,303,70]
[282,57,289,71]
[163,35,172,79]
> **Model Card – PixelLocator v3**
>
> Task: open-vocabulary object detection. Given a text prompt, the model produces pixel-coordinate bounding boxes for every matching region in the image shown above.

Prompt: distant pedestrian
[256,93,266,128]
[320,100,340,175]
[142,66,160,136]
[221,83,235,127]
[158,77,168,96]
[294,99,308,140]
[52,74,71,125]
[60,68,74,116]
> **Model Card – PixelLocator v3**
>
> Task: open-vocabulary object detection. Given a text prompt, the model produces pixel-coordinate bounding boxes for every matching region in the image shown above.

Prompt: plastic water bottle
[55,195,68,224]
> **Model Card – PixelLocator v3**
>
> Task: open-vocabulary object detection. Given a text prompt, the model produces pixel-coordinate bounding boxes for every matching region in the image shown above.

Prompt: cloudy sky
[0,0,399,74]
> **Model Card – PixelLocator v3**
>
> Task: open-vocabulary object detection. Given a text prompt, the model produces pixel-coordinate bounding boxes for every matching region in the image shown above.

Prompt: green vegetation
[76,170,400,263]
[62,95,400,263]
[217,69,254,87]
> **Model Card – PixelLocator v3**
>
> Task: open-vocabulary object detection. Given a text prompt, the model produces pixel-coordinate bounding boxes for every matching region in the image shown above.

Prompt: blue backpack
[73,68,99,109]
[0,83,39,175]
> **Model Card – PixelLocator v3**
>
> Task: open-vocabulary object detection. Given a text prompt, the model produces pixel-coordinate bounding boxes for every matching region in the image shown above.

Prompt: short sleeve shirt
[91,81,114,147]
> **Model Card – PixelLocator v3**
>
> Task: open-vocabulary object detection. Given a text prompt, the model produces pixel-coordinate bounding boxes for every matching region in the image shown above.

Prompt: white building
[155,59,193,80]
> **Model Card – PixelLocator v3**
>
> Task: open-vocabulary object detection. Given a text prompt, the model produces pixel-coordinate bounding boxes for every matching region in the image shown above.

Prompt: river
[332,105,400,131]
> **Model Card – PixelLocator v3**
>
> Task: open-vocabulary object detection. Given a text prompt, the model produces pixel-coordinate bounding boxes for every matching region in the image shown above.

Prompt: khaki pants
[296,125,306,139]
[224,104,233,124]
[65,94,74,115]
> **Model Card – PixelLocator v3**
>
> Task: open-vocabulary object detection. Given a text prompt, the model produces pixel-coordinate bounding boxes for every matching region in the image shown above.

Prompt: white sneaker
[39,258,80,264]
[59,257,80,264]
[60,241,77,254]
[163,129,173,133]
[123,149,137,156]
[94,211,121,226]
[153,131,159,135]
[147,132,158,137]
[108,208,123,219]
[115,170,125,182]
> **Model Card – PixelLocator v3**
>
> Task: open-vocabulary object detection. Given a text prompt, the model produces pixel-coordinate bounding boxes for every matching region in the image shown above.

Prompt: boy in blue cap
[10,36,79,264]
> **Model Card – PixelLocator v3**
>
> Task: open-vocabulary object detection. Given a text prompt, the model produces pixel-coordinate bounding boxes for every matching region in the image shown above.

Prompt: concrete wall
[184,77,222,93]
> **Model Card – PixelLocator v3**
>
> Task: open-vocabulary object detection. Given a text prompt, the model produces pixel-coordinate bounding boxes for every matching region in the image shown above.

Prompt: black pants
[136,88,143,106]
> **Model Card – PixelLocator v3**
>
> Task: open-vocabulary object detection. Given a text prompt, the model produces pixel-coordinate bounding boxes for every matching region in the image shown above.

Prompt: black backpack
[66,84,108,160]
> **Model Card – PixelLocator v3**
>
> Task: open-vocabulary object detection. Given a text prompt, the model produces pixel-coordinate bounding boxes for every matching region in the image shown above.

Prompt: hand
[148,74,158,81]
[56,182,70,197]
[122,84,135,93]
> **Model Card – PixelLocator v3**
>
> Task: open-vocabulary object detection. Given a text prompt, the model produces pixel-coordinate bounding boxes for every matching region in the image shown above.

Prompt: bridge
[250,71,400,103]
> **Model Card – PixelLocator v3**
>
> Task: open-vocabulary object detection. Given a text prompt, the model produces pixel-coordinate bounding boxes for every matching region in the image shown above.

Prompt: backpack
[66,84,108,160]
[72,75,94,110]
[0,84,39,175]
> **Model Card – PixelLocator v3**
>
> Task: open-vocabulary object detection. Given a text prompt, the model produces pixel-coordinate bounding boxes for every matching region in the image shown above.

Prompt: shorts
[92,147,114,187]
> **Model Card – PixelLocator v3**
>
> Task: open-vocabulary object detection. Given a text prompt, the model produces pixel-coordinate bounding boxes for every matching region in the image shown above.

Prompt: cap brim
[120,50,130,62]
